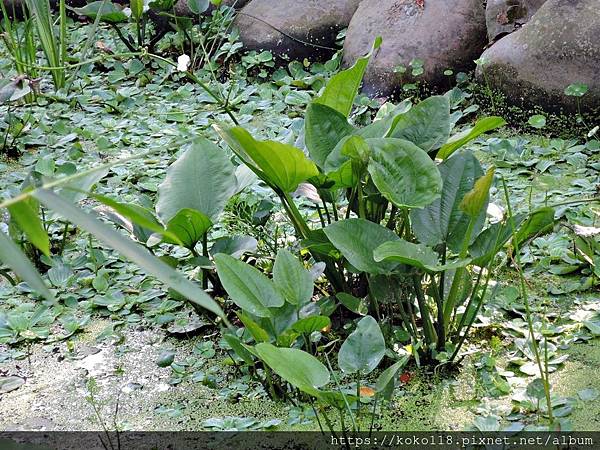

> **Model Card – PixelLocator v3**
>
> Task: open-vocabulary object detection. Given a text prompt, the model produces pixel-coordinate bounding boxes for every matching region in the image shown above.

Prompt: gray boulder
[343,0,487,97]
[479,0,600,114]
[485,0,547,42]
[234,0,361,60]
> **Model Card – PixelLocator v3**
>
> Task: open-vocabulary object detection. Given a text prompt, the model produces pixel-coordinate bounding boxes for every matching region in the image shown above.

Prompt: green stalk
[369,394,378,434]
[501,176,553,422]
[429,275,446,350]
[357,180,366,219]
[59,0,66,84]
[201,232,208,290]
[324,352,358,432]
[356,375,361,416]
[443,218,476,327]
[412,274,436,347]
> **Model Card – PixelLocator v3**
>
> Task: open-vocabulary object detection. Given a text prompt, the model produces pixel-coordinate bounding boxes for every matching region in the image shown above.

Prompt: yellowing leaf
[359,386,376,397]
[460,167,495,217]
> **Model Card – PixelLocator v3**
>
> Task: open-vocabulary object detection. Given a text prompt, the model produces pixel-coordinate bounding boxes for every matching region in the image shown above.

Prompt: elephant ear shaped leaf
[214,253,285,317]
[156,137,237,223]
[388,95,451,153]
[255,343,330,396]
[215,126,318,193]
[338,315,385,375]
[273,249,313,306]
[324,218,400,275]
[305,103,355,169]
[367,138,442,209]
[410,151,485,252]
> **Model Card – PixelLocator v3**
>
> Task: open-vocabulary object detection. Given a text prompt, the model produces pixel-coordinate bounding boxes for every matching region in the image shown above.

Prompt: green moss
[551,341,600,430]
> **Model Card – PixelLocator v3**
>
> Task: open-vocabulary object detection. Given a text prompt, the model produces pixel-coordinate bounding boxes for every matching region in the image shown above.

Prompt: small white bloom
[574,225,600,238]
[177,54,190,72]
[487,203,505,223]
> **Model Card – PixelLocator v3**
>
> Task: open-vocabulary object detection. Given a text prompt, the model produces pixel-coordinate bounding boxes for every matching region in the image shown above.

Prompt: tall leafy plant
[208,39,516,362]
[23,0,67,90]
[0,2,38,88]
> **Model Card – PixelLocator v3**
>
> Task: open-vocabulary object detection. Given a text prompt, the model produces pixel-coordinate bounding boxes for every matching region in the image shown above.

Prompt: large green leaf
[304,103,354,169]
[216,126,318,193]
[8,197,50,257]
[156,138,237,222]
[291,316,330,335]
[375,356,409,400]
[469,215,525,266]
[357,100,413,139]
[273,249,313,306]
[0,231,55,302]
[388,96,451,152]
[163,208,212,249]
[515,207,555,245]
[130,0,144,20]
[210,236,257,259]
[314,37,382,117]
[255,343,330,395]
[374,240,470,273]
[373,239,438,269]
[367,138,442,209]
[338,315,385,375]
[410,151,485,252]
[437,117,506,160]
[72,1,128,23]
[214,253,284,317]
[324,219,399,275]
[34,189,225,319]
[90,193,182,245]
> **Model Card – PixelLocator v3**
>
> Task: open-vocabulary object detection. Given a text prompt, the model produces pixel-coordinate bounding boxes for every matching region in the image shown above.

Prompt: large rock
[479,0,600,114]
[343,0,487,97]
[485,0,547,42]
[234,0,361,60]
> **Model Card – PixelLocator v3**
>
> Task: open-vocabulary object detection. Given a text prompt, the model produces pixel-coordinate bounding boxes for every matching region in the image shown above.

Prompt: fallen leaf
[359,386,376,397]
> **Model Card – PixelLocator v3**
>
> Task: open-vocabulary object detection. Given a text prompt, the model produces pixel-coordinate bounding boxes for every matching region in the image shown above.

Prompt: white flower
[487,203,505,223]
[177,54,190,72]
[574,225,600,238]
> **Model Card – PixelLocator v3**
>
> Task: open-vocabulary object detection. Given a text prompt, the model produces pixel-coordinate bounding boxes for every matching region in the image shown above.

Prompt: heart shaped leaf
[367,138,442,209]
[214,253,285,317]
[324,219,399,275]
[338,315,385,375]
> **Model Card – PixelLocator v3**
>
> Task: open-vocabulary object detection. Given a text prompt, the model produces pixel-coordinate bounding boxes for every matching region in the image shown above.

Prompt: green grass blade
[0,231,56,302]
[34,189,227,322]
[24,0,64,89]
